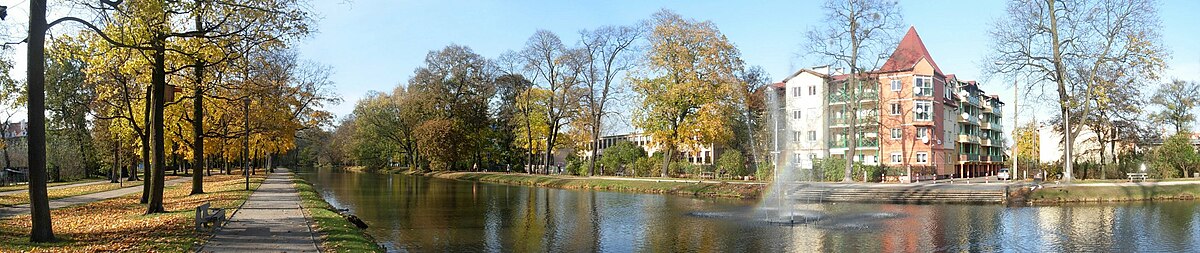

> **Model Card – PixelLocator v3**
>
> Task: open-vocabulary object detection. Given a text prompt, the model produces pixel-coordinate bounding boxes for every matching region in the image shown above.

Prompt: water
[297,168,1200,252]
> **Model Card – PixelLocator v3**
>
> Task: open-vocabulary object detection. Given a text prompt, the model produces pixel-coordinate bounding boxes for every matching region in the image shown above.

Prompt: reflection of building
[771,27,1007,178]
[583,132,721,165]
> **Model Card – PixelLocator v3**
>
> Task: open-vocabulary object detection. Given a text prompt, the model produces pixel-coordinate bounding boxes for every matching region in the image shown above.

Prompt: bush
[815,157,881,182]
[1151,133,1198,179]
[715,150,746,177]
[755,162,773,181]
[599,141,647,176]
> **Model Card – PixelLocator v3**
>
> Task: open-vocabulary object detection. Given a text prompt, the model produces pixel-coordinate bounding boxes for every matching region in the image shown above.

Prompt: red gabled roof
[879,26,942,75]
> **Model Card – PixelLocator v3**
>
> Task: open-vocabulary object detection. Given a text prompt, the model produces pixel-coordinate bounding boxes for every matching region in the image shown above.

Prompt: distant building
[584,132,721,165]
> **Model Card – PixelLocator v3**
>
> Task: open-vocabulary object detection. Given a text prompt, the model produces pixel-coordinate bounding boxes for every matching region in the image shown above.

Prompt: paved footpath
[0,180,110,196]
[0,177,190,219]
[200,168,318,253]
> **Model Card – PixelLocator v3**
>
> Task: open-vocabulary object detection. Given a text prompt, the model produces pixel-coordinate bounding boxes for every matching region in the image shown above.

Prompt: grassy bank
[425,171,765,199]
[1029,183,1200,204]
[293,177,384,253]
[0,174,263,252]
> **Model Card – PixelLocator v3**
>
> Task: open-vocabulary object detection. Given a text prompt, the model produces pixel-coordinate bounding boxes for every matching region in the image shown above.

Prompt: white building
[585,132,719,165]
[777,66,838,169]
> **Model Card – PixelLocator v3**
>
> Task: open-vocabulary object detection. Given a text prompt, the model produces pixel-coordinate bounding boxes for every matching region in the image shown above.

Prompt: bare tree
[519,30,586,173]
[986,0,1167,181]
[805,0,903,182]
[578,25,643,176]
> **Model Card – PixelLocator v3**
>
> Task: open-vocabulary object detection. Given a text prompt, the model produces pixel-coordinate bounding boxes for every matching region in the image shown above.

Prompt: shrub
[599,141,647,176]
[755,162,773,181]
[715,150,746,177]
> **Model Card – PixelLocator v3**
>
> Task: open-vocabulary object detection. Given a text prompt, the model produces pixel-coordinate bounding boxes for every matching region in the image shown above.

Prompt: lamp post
[243,98,250,191]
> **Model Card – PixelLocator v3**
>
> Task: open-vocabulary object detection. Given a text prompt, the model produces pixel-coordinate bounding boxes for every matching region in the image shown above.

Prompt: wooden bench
[195,203,226,231]
[1127,173,1148,182]
[699,172,715,179]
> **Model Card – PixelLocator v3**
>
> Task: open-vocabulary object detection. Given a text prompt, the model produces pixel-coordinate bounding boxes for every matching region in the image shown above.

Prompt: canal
[296,167,1200,252]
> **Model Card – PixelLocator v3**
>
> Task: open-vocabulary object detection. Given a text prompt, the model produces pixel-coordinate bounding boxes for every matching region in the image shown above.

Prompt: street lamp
[243,97,250,191]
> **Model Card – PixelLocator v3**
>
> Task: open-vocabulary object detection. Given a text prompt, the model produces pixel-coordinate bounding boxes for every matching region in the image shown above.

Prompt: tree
[407,45,497,170]
[1150,80,1200,134]
[598,140,646,176]
[517,30,586,173]
[578,25,643,176]
[1014,122,1041,172]
[715,150,746,177]
[633,10,743,178]
[1151,132,1196,178]
[805,0,903,182]
[986,0,1167,182]
[414,119,464,171]
[731,66,771,175]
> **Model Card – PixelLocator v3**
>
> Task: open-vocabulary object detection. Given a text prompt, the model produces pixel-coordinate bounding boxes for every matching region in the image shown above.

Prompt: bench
[1127,173,1148,182]
[195,203,226,231]
[699,172,715,179]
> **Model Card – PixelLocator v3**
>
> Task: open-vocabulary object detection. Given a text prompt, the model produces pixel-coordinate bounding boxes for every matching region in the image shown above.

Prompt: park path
[0,177,190,219]
[199,168,318,253]
[0,180,110,196]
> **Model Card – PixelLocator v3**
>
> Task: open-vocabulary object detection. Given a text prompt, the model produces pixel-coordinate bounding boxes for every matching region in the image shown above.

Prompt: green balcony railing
[829,138,879,148]
[829,90,879,103]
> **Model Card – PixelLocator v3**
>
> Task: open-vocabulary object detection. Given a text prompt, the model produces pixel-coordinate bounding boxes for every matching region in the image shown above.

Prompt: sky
[0,0,1195,135]
[295,0,1200,135]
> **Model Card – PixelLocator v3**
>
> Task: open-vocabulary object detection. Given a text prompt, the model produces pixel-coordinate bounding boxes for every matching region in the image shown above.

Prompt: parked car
[997,168,1011,180]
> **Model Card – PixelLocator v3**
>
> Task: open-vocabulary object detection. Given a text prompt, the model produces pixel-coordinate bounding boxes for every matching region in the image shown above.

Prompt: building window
[808,85,817,95]
[915,101,932,121]
[808,131,817,141]
[916,126,928,140]
[792,87,802,97]
[945,84,953,100]
[916,152,929,164]
[891,79,901,91]
[891,128,902,139]
[915,77,933,96]
[891,152,902,163]
[793,110,802,119]
[794,153,803,162]
[793,131,802,142]
[890,103,901,115]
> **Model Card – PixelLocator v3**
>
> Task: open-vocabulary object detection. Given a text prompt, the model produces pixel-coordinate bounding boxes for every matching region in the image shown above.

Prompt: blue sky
[297,0,1199,132]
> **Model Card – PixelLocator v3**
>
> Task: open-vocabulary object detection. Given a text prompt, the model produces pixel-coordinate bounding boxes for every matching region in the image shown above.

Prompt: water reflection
[296,168,1200,252]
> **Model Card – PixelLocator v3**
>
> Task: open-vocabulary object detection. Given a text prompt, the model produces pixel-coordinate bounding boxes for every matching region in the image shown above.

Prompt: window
[792,87,802,97]
[891,152,902,163]
[915,101,932,121]
[945,84,953,100]
[793,131,802,142]
[890,128,902,139]
[916,152,929,163]
[793,110,802,119]
[891,79,902,91]
[808,86,817,95]
[807,131,817,141]
[890,103,901,115]
[916,126,928,139]
[794,153,803,162]
[915,77,933,96]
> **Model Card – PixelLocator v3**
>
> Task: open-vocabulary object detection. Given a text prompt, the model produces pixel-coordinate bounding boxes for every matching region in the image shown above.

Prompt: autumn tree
[986,0,1167,182]
[578,25,643,176]
[633,10,743,177]
[517,30,586,173]
[407,45,497,170]
[1149,80,1200,134]
[1013,122,1040,173]
[805,0,903,182]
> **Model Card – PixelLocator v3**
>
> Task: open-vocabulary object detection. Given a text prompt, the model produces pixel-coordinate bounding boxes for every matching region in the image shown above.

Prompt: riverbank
[292,176,384,252]
[1029,181,1200,204]
[423,171,766,199]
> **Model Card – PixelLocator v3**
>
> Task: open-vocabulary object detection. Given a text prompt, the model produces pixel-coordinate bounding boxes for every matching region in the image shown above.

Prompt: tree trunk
[146,42,167,214]
[588,118,600,176]
[1047,0,1073,182]
[27,0,55,242]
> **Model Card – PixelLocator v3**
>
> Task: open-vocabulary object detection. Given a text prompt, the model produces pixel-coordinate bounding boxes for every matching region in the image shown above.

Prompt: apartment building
[586,132,720,165]
[773,27,1007,179]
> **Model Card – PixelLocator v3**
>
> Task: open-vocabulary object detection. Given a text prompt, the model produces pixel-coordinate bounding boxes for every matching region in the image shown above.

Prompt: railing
[829,138,879,148]
[830,117,879,126]
[992,155,1005,162]
[957,134,980,144]
[959,154,979,161]
[829,89,879,104]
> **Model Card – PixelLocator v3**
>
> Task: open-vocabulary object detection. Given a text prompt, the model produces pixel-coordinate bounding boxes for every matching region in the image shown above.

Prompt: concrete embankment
[1029,181,1200,204]
[786,182,1012,204]
[424,171,767,199]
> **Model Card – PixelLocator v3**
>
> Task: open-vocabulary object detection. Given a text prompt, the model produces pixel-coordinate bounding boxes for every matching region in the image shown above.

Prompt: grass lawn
[430,172,765,199]
[293,177,383,253]
[1030,183,1200,203]
[0,176,180,207]
[0,179,107,193]
[0,174,264,252]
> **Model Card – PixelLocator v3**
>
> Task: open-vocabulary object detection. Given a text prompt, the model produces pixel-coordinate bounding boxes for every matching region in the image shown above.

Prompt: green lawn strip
[292,177,384,253]
[1030,183,1200,203]
[428,172,765,199]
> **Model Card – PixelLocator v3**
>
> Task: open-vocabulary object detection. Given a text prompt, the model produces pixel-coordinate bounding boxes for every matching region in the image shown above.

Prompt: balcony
[830,117,879,128]
[992,155,1005,162]
[959,154,979,162]
[958,113,980,126]
[829,138,879,149]
[829,89,879,104]
[957,134,981,144]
